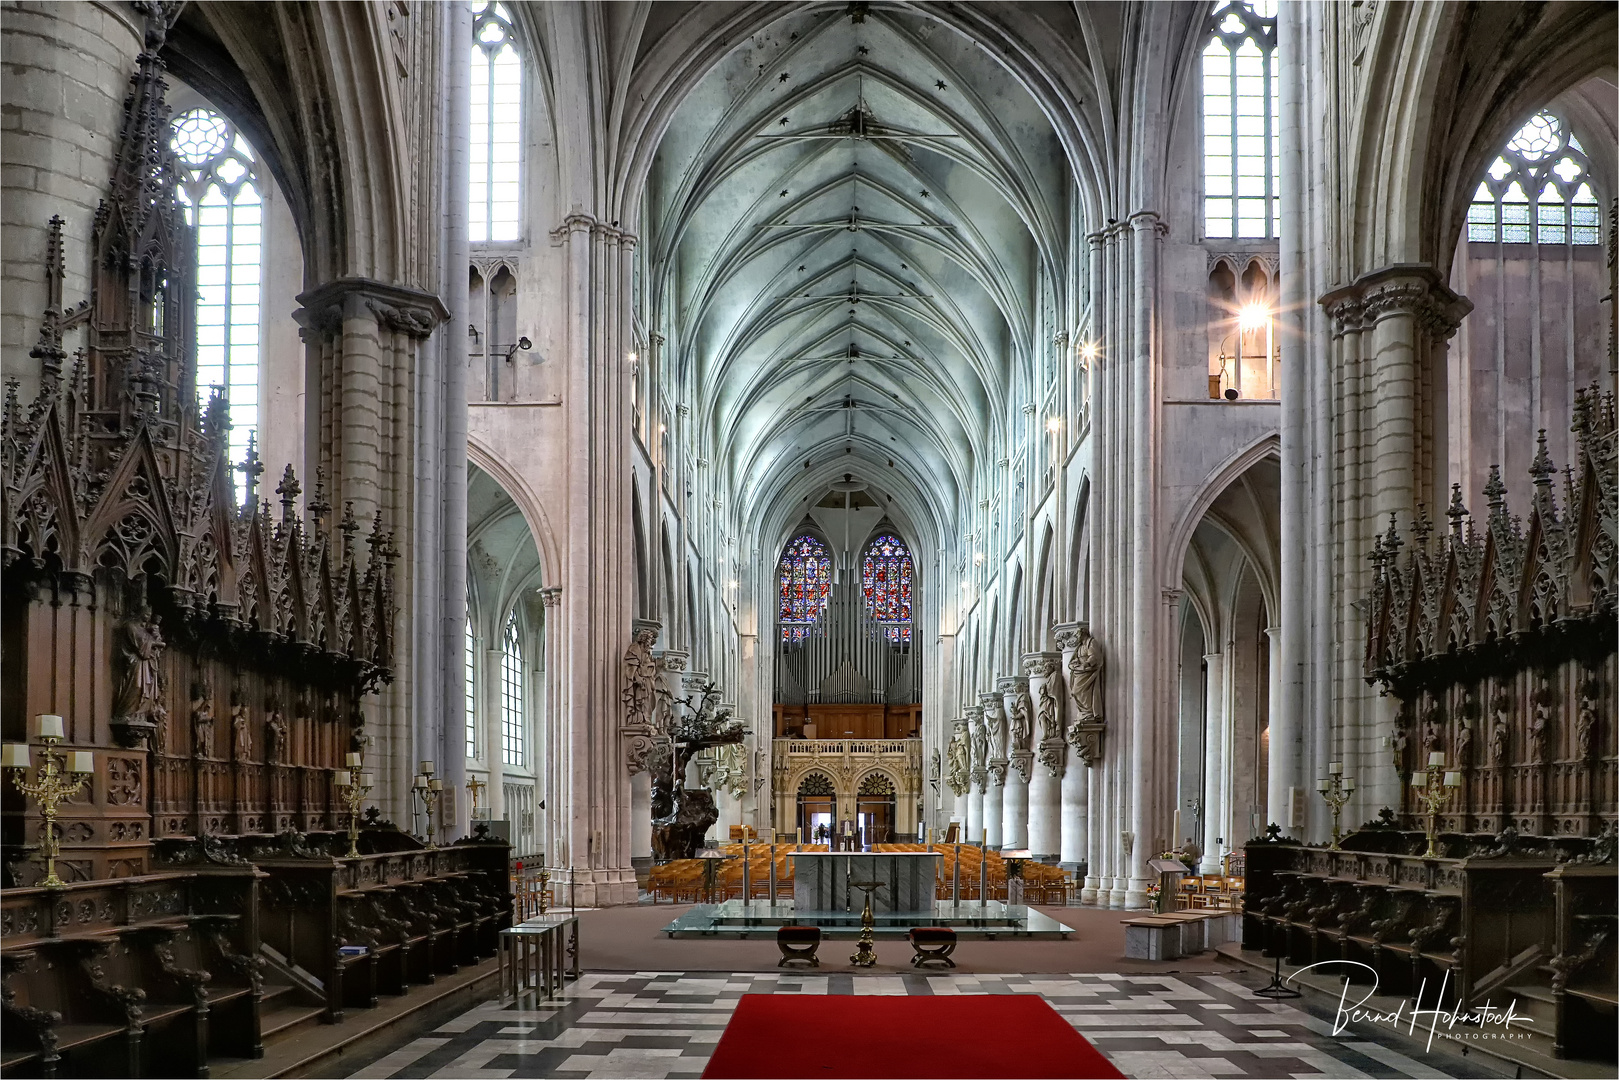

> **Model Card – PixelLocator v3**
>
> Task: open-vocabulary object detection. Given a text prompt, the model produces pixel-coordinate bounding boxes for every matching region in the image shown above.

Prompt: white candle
[347,752,362,768]
[419,759,435,775]
[2,744,31,769]
[1428,751,1445,768]
[1172,809,1181,844]
[1328,761,1343,775]
[68,751,93,774]
[35,714,64,740]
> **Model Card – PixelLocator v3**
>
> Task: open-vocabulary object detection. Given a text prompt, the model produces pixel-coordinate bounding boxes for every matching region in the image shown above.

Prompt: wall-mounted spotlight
[1046,416,1062,434]
[1079,341,1099,362]
[502,336,532,362]
[1238,303,1271,331]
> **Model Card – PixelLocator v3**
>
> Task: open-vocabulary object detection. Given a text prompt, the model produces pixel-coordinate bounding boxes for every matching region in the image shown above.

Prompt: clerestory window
[471,1,522,242]
[1202,1,1279,240]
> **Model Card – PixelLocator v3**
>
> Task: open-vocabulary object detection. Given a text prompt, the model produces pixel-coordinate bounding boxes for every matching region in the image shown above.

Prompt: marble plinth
[789,851,940,913]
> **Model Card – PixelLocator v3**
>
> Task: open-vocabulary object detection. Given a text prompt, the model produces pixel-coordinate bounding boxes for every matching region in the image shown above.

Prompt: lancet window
[1202,0,1279,240]
[1467,111,1601,246]
[501,613,525,765]
[465,614,479,759]
[471,1,522,242]
[862,534,914,645]
[778,535,832,644]
[169,106,262,500]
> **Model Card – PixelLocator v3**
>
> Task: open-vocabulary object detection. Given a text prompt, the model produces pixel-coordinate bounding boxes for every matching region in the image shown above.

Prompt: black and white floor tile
[344,971,1504,1080]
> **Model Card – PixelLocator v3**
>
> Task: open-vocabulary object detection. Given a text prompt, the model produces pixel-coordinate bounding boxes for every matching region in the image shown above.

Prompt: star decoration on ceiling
[935,80,947,90]
[779,72,791,83]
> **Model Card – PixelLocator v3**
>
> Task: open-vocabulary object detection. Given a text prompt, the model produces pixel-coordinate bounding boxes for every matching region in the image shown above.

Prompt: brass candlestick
[414,759,443,849]
[334,752,374,859]
[1411,753,1461,858]
[4,717,94,889]
[848,879,882,967]
[1315,763,1356,850]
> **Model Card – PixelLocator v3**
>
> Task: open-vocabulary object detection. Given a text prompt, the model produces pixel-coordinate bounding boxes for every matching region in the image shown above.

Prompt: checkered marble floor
[344,971,1504,1080]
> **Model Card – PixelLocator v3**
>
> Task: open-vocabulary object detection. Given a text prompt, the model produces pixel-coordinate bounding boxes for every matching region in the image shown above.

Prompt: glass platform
[660,899,1073,939]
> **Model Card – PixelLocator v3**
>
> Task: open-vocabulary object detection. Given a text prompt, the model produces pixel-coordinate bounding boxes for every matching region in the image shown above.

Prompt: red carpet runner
[702,994,1126,1079]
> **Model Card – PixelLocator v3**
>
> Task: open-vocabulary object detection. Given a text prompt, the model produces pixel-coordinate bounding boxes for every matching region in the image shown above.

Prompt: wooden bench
[908,927,958,968]
[776,926,822,968]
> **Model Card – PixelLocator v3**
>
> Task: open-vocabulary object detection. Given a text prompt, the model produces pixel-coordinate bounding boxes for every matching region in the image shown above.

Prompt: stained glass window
[862,533,914,645]
[501,613,524,765]
[1203,1,1279,240]
[1468,111,1600,246]
[169,107,262,503]
[778,535,831,644]
[471,1,521,242]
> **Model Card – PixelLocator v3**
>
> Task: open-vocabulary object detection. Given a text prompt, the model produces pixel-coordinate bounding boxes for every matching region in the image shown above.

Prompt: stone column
[1264,626,1285,831]
[966,706,987,846]
[1055,624,1089,869]
[999,676,1031,850]
[981,691,1007,849]
[1024,653,1065,859]
[1200,652,1227,874]
[1,1,143,406]
[622,618,662,874]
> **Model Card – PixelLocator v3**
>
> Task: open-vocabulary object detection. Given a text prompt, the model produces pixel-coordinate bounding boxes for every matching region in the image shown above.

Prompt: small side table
[499,913,580,1002]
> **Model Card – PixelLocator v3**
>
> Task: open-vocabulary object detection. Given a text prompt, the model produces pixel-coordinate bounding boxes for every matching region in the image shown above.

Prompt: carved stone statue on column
[981,691,1008,786]
[1007,684,1031,753]
[968,708,989,790]
[620,619,662,776]
[1065,627,1106,766]
[1025,654,1066,778]
[945,720,970,797]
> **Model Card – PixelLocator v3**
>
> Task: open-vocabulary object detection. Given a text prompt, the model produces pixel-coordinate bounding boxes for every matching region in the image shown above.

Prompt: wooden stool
[908,927,957,968]
[777,925,822,967]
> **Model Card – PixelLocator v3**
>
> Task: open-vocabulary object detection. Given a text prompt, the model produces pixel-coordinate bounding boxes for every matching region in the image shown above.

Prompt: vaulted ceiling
[643,5,1074,555]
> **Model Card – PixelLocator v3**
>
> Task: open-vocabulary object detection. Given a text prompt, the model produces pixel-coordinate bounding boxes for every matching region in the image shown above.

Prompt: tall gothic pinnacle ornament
[1446,483,1468,539]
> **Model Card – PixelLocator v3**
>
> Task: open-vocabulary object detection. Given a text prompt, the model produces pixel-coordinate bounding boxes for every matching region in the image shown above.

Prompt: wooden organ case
[0,15,510,1079]
[1245,393,1618,1065]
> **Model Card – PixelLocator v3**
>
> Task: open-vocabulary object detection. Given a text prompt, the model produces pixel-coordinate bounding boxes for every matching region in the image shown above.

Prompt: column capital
[1021,651,1062,678]
[1318,263,1472,341]
[1053,621,1087,651]
[294,277,449,339]
[655,648,688,673]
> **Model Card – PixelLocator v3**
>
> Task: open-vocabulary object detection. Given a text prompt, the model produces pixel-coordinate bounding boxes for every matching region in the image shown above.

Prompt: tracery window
[500,613,525,765]
[169,106,262,501]
[471,1,521,242]
[778,535,832,644]
[1202,1,1279,240]
[862,534,914,645]
[798,773,835,796]
[857,772,896,796]
[1467,111,1601,246]
[465,614,478,759]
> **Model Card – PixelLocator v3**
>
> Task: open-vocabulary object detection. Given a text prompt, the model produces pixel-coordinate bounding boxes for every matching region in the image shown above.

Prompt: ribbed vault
[643,5,1074,557]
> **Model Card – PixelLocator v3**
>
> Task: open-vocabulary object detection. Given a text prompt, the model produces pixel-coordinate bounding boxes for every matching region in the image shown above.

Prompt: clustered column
[1024,653,1065,859]
[981,691,1007,849]
[1054,624,1090,869]
[999,675,1031,850]
[965,705,987,846]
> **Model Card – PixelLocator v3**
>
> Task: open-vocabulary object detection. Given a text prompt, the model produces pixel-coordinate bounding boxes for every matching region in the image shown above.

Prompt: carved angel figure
[1069,626,1104,724]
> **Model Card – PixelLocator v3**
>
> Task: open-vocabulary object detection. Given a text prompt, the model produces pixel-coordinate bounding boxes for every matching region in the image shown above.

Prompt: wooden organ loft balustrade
[1245,392,1618,1066]
[0,14,511,1079]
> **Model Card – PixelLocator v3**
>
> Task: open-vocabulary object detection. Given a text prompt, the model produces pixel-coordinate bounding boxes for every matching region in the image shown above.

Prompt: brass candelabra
[414,759,444,849]
[334,752,374,859]
[1411,752,1461,858]
[3,715,94,889]
[1315,762,1356,850]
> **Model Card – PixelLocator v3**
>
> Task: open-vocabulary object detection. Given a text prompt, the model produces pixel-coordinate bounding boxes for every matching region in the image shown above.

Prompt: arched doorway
[796,772,836,844]
[855,772,897,848]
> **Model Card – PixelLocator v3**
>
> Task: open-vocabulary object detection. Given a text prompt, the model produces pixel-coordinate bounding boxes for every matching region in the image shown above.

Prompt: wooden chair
[908,927,958,968]
[776,926,822,967]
